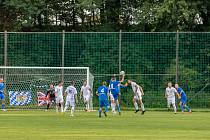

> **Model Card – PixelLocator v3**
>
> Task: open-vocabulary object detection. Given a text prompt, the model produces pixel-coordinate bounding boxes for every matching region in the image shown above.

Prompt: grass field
[0,110,210,140]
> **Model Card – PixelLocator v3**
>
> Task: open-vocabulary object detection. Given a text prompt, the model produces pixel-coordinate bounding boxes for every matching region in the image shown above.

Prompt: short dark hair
[58,81,63,85]
[70,81,75,85]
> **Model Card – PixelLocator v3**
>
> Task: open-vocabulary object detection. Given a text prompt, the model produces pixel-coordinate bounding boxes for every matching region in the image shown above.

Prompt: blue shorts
[99,100,109,107]
[181,98,187,105]
[113,94,119,100]
[0,93,5,100]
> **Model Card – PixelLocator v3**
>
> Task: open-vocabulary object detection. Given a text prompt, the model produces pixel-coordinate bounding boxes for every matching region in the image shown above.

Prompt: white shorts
[65,99,75,107]
[134,92,142,100]
[83,95,90,103]
[167,98,175,106]
[56,96,64,104]
[109,93,114,101]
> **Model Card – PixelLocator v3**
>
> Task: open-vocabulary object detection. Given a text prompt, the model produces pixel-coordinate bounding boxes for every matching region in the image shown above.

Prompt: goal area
[0,66,94,110]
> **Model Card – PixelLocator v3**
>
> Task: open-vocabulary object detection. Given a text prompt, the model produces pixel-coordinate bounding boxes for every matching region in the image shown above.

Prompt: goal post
[0,66,94,110]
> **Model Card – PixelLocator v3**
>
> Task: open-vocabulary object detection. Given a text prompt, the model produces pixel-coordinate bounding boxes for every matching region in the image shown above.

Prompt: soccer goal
[0,66,94,110]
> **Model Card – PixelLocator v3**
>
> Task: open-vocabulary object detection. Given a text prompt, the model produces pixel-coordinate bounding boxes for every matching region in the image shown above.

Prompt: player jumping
[109,75,121,115]
[46,84,56,111]
[55,81,64,113]
[165,82,177,114]
[96,81,109,118]
[127,80,145,115]
[80,80,92,112]
[0,78,6,111]
[64,81,78,117]
[175,84,192,113]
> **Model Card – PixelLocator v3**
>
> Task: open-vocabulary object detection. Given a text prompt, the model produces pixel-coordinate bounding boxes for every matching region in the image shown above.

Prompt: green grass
[0,110,210,140]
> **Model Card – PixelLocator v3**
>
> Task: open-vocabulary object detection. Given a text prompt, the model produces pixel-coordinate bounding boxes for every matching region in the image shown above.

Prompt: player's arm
[120,75,125,83]
[120,83,127,88]
[174,88,180,99]
[176,92,180,99]
[89,87,93,96]
[80,87,83,99]
[165,89,168,98]
[73,88,78,103]
[96,91,99,96]
[139,86,144,96]
[54,87,58,97]
[64,88,68,97]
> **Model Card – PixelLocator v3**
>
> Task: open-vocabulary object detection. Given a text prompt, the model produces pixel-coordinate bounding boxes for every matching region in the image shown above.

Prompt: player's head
[83,80,87,86]
[127,79,133,84]
[0,78,3,83]
[175,83,179,89]
[102,81,107,86]
[168,82,172,88]
[49,84,54,89]
[58,81,63,86]
[111,74,116,81]
[70,81,75,86]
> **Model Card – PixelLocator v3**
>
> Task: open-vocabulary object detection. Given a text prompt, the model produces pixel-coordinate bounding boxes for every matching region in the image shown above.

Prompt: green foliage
[0,0,210,31]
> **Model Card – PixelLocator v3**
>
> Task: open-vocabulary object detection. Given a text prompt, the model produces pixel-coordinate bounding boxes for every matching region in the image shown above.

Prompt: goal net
[0,66,94,110]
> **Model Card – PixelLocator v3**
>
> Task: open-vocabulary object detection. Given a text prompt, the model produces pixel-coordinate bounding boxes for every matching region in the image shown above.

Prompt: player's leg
[1,94,6,111]
[139,99,145,115]
[137,93,145,114]
[98,100,103,117]
[83,97,88,111]
[172,98,177,114]
[184,104,191,112]
[64,100,70,112]
[115,95,121,115]
[110,93,116,113]
[55,97,60,112]
[60,98,64,113]
[46,98,52,111]
[87,97,91,112]
[180,101,185,112]
[103,100,109,117]
[70,101,75,116]
[133,96,139,113]
[182,99,191,112]
[167,98,171,110]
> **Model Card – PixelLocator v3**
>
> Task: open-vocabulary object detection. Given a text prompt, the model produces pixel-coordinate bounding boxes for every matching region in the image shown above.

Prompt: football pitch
[0,110,210,140]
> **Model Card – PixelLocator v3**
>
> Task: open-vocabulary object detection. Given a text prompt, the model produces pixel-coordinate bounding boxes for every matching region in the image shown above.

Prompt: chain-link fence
[0,31,210,110]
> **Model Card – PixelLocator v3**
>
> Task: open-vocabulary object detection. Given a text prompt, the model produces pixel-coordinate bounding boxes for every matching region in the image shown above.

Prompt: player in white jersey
[165,82,177,114]
[55,81,64,113]
[80,80,92,112]
[128,80,145,115]
[64,81,78,116]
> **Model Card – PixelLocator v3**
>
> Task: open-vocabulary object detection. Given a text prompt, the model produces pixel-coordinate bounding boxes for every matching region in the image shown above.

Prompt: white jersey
[165,87,177,99]
[65,86,77,100]
[81,85,91,97]
[131,82,141,95]
[55,85,63,97]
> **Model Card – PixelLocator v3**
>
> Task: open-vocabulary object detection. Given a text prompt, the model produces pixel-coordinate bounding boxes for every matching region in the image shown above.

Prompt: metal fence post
[119,30,122,74]
[61,30,65,82]
[176,30,179,83]
[4,31,7,92]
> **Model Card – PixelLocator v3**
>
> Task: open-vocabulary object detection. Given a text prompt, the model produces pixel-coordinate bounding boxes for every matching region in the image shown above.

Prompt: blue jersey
[97,85,108,101]
[177,87,187,100]
[109,80,120,95]
[0,83,4,94]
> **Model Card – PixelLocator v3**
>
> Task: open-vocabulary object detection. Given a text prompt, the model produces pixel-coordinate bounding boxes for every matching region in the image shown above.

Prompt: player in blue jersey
[96,81,109,117]
[109,75,121,115]
[0,78,6,111]
[175,84,192,113]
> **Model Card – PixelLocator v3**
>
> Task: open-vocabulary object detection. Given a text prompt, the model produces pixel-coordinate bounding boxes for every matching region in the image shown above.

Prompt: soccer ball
[120,71,125,76]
